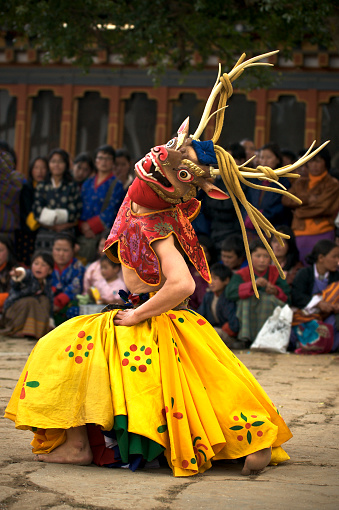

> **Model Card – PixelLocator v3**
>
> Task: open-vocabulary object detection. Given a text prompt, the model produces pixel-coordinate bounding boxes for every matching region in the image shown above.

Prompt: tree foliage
[1,0,338,84]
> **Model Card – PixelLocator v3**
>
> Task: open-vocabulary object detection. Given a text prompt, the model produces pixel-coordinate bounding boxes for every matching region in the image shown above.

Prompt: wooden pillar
[13,84,29,175]
[59,84,74,155]
[248,89,269,149]
[304,89,318,148]
[153,87,169,145]
[107,86,120,149]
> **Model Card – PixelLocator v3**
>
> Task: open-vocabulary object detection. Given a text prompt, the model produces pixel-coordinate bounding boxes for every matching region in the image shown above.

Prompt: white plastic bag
[251,304,293,353]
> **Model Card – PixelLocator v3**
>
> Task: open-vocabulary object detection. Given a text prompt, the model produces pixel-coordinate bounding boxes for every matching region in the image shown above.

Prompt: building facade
[0,42,339,175]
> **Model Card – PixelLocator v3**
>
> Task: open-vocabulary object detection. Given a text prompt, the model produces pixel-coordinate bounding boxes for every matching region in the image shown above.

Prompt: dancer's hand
[113,309,140,327]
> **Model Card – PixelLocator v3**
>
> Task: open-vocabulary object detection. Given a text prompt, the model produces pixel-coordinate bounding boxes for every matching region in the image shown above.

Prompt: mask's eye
[177,169,194,182]
[166,138,176,148]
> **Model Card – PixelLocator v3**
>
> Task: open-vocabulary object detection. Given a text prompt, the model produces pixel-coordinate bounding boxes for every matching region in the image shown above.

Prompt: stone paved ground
[0,334,338,510]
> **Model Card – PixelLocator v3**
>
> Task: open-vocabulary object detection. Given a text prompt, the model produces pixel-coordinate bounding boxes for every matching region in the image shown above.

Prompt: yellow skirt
[5,308,292,476]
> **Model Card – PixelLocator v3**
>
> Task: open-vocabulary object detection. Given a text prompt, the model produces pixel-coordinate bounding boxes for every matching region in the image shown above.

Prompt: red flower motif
[230,412,265,444]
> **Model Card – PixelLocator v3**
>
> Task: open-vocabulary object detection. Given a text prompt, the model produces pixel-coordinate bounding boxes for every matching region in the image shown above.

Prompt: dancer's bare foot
[241,447,271,475]
[34,426,93,465]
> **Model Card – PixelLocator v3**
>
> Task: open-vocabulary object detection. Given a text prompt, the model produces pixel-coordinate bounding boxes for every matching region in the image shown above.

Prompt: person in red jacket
[226,239,290,348]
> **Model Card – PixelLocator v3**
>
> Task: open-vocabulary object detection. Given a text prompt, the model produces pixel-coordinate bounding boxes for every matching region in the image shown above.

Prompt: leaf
[252,421,265,426]
[26,381,40,388]
[240,412,247,422]
[230,425,243,430]
[157,424,168,433]
[247,430,252,444]
[198,449,207,462]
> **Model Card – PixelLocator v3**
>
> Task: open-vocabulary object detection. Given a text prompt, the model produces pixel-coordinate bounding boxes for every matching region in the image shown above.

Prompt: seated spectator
[290,240,339,353]
[240,138,257,167]
[335,227,339,247]
[51,233,85,326]
[282,147,339,265]
[82,231,110,292]
[203,177,242,252]
[198,263,239,347]
[72,152,94,187]
[0,147,25,241]
[188,234,216,311]
[281,149,297,167]
[88,256,126,305]
[295,148,309,177]
[220,233,246,271]
[269,225,303,285]
[191,189,211,237]
[115,148,135,190]
[16,156,48,266]
[77,145,125,264]
[228,142,246,166]
[244,143,292,241]
[33,148,82,251]
[0,251,54,339]
[0,235,17,314]
[226,239,290,348]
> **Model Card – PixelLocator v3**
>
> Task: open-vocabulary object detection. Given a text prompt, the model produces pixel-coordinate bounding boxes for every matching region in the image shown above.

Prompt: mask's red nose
[153,146,168,162]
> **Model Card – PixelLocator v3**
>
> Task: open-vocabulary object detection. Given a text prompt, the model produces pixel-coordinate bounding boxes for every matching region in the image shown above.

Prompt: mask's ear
[176,117,190,149]
[199,179,229,200]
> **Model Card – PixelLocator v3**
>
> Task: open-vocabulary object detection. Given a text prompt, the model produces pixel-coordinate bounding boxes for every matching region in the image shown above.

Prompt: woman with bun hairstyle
[291,240,339,353]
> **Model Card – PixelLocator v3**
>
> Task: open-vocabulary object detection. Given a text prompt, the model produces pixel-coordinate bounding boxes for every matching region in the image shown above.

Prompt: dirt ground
[0,334,338,510]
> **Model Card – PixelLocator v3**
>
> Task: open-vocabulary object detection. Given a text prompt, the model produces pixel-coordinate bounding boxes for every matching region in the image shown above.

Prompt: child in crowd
[0,251,54,339]
[198,263,239,347]
[226,239,290,348]
[269,225,303,285]
[71,152,94,187]
[52,233,85,325]
[82,230,109,293]
[188,234,216,311]
[220,234,246,271]
[0,235,17,314]
[115,148,135,190]
[90,257,126,305]
[290,240,339,353]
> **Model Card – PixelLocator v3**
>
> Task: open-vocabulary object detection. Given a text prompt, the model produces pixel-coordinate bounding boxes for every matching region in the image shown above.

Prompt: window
[76,92,109,155]
[270,95,305,154]
[217,94,256,148]
[123,93,156,162]
[171,93,205,138]
[0,89,17,149]
[30,90,62,159]
[321,97,339,168]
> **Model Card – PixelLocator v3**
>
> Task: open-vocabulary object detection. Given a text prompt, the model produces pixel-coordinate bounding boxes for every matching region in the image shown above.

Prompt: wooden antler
[209,140,330,180]
[192,50,279,141]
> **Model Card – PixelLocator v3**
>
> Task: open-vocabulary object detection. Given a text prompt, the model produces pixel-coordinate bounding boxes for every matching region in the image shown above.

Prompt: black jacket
[291,265,339,309]
[198,290,239,333]
[203,177,241,250]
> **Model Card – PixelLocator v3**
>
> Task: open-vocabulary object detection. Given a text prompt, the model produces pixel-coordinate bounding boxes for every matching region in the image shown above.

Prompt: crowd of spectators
[0,138,339,354]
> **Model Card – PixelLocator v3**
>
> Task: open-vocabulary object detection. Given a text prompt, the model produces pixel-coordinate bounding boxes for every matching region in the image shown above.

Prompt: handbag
[292,320,333,354]
[251,304,293,353]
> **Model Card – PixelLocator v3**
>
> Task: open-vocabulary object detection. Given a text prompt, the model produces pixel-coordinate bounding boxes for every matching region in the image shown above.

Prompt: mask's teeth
[150,154,166,177]
[140,166,157,181]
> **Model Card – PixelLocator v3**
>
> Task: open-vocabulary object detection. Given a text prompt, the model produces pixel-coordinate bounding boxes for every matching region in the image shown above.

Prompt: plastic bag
[251,304,293,353]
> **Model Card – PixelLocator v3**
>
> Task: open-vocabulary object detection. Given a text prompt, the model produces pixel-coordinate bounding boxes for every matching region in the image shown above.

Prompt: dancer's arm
[113,235,195,326]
